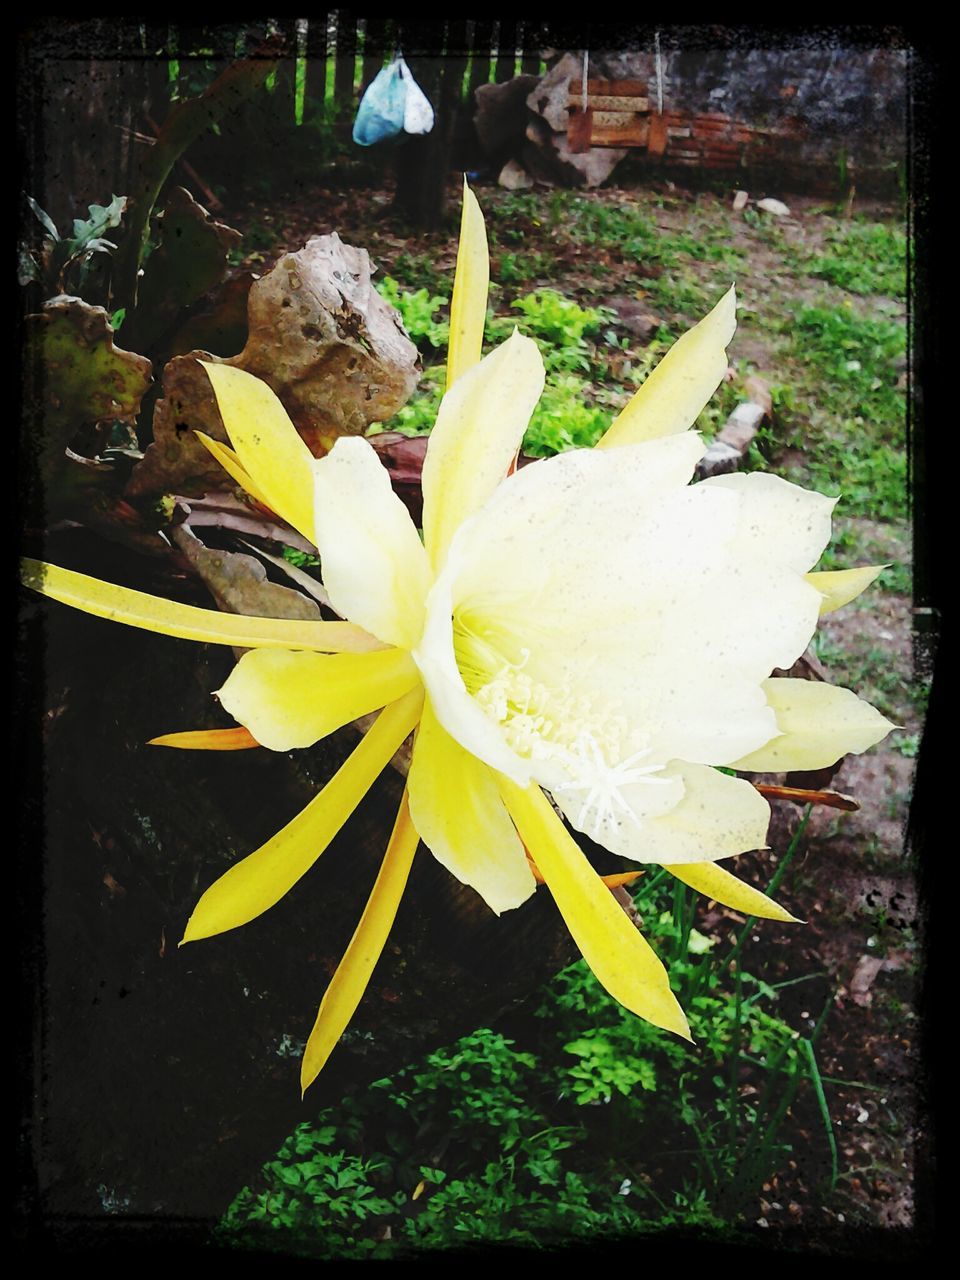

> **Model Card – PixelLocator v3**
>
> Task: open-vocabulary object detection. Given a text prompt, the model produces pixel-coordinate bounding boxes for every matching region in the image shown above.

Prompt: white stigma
[466,640,671,836]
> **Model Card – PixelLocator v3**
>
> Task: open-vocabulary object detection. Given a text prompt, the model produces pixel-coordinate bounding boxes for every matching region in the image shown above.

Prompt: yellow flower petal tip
[597,283,736,448]
[446,177,490,390]
[147,727,260,750]
[665,859,798,924]
[806,564,888,615]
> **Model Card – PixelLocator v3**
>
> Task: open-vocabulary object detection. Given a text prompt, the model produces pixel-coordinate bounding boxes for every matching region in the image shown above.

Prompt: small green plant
[521,373,611,455]
[509,288,606,351]
[376,276,450,352]
[20,193,127,296]
[496,249,554,285]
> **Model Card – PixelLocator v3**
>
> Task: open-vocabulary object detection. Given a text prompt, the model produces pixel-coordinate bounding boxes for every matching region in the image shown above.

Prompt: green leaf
[26,194,59,241]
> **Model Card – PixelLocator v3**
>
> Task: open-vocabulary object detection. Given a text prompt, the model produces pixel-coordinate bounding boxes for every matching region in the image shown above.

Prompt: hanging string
[654,31,663,115]
[581,48,589,108]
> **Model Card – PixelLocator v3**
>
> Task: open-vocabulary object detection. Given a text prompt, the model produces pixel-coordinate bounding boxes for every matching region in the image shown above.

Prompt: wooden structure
[568,77,805,172]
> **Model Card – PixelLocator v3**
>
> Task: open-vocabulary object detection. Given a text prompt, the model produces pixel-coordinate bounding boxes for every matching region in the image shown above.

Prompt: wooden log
[568,93,649,112]
[648,112,669,156]
[590,120,650,149]
[567,77,648,96]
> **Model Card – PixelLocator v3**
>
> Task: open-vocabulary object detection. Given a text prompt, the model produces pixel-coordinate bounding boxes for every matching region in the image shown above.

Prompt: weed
[375,276,449,352]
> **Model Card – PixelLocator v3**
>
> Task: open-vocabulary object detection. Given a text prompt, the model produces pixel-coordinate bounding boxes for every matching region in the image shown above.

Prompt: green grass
[746,303,909,522]
[805,221,907,299]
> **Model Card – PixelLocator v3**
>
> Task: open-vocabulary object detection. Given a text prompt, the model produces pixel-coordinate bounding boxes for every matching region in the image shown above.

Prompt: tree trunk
[393,24,469,231]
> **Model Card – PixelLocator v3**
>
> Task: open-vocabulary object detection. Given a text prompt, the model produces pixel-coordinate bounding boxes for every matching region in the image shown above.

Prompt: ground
[214,167,924,1248]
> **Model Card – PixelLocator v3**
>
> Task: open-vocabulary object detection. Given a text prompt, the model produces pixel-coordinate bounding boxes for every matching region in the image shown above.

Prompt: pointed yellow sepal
[499,777,691,1040]
[180,687,423,943]
[148,727,260,750]
[597,285,737,448]
[194,430,275,512]
[664,859,801,923]
[446,178,490,391]
[805,565,887,615]
[202,363,317,545]
[300,790,420,1094]
[20,558,383,653]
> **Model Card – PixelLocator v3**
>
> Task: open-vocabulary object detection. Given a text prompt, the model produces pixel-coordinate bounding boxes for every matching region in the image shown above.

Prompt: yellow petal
[20,559,384,652]
[202,363,317,545]
[664,860,800,922]
[422,330,545,572]
[194,430,275,511]
[217,647,420,752]
[806,565,886,615]
[300,790,420,1094]
[312,437,433,650]
[728,678,895,773]
[407,699,536,914]
[148,727,260,750]
[498,777,690,1039]
[446,178,490,390]
[180,686,423,942]
[597,285,736,448]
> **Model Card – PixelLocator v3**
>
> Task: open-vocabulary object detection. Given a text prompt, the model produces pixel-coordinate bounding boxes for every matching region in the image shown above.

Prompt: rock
[474,74,540,159]
[128,233,421,499]
[607,295,662,342]
[526,52,583,132]
[696,439,742,478]
[498,158,534,190]
[732,189,750,211]
[756,197,791,217]
[696,399,768,478]
[236,234,420,451]
[743,373,773,416]
[552,129,627,188]
[716,400,766,454]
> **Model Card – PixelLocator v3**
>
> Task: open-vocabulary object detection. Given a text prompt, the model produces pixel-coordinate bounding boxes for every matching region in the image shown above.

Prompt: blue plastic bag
[352,59,407,146]
[353,56,435,146]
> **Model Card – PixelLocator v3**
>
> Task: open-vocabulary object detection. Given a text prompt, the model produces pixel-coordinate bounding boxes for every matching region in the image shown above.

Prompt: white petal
[699,471,836,573]
[312,437,433,649]
[594,762,772,865]
[413,554,533,785]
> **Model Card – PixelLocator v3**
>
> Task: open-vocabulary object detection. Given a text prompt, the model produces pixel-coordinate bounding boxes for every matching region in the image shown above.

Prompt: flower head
[23,181,893,1094]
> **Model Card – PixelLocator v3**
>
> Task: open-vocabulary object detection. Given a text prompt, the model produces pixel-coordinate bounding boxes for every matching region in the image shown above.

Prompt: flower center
[452,608,671,831]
